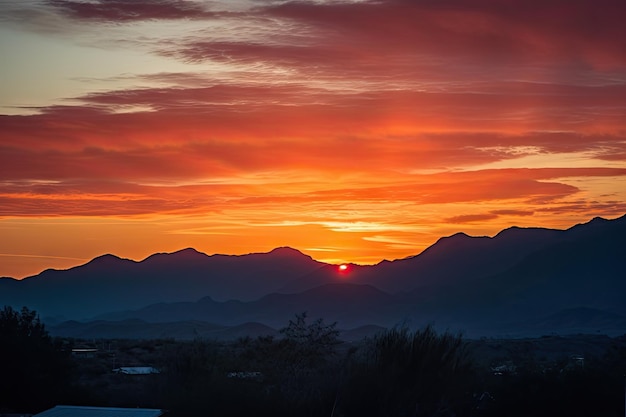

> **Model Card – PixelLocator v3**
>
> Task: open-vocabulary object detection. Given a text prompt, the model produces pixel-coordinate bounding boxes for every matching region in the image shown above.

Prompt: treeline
[2,306,626,416]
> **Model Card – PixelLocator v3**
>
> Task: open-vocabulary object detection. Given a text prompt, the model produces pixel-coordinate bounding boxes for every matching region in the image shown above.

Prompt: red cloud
[2,79,625,185]
[2,1,625,219]
[490,210,534,217]
[153,0,626,77]
[445,213,499,224]
[47,0,220,21]
[5,80,624,153]
[263,0,626,70]
[1,166,624,217]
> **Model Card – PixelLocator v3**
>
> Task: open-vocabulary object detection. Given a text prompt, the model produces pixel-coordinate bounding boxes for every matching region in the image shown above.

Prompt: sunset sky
[1,0,625,278]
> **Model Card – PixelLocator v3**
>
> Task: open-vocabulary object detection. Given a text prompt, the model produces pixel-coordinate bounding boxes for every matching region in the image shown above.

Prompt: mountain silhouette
[0,246,324,319]
[2,214,625,337]
[279,225,565,294]
[97,283,399,328]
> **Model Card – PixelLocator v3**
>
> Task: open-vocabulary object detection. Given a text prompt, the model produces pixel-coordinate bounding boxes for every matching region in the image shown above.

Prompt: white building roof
[34,406,164,417]
[113,366,160,375]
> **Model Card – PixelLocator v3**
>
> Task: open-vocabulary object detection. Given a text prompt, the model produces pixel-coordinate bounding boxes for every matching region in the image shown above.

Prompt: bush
[340,325,474,417]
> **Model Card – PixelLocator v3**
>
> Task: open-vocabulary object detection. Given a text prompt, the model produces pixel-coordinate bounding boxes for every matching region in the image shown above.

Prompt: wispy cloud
[0,253,87,261]
[46,0,221,22]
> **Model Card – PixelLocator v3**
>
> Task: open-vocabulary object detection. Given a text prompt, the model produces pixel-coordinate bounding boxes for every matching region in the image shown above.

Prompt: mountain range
[1,214,625,338]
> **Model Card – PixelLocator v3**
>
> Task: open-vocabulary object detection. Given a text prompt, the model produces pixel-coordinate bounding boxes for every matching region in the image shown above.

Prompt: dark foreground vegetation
[2,306,625,417]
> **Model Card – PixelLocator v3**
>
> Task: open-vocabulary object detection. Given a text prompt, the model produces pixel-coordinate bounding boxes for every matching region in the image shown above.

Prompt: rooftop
[34,406,164,417]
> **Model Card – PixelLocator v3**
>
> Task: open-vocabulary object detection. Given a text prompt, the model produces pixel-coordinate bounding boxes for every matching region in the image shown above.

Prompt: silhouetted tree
[280,311,340,367]
[0,306,72,413]
[275,312,341,415]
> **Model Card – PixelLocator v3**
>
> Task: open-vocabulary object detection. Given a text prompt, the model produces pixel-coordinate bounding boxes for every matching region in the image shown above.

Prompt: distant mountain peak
[584,213,626,227]
[589,216,609,224]
[428,231,485,248]
[265,247,318,262]
[141,247,209,263]
[169,247,209,259]
[494,225,558,238]
[93,253,123,261]
[85,253,126,266]
[174,247,207,255]
[567,213,626,234]
[269,246,302,254]
[442,231,489,242]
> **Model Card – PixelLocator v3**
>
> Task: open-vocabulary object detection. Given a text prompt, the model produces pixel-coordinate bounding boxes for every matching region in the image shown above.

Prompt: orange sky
[1,0,625,278]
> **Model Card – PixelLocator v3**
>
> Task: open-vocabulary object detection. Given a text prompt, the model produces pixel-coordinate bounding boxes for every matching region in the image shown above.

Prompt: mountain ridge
[1,214,625,337]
